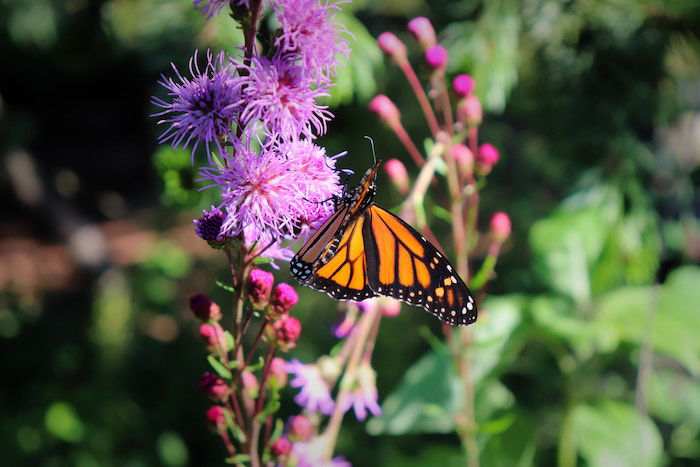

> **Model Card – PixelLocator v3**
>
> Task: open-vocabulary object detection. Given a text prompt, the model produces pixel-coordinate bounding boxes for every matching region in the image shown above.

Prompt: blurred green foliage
[1,0,700,466]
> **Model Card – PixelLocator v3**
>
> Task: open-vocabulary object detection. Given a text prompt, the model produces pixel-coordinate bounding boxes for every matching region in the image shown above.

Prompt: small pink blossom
[269,357,288,387]
[453,74,475,97]
[477,143,500,168]
[407,17,436,49]
[457,94,482,127]
[271,437,292,457]
[206,405,226,428]
[271,283,299,314]
[248,268,274,308]
[199,372,230,402]
[377,32,406,61]
[384,159,409,195]
[368,95,400,123]
[287,415,313,441]
[490,212,511,242]
[425,45,448,69]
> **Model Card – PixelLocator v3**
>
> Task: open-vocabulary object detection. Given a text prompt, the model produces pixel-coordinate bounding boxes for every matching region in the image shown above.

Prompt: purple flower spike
[339,363,381,421]
[151,50,243,162]
[274,0,351,83]
[286,359,335,415]
[238,54,333,140]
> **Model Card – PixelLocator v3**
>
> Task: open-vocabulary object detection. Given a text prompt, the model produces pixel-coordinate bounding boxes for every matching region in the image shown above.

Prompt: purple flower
[238,54,333,140]
[193,0,231,18]
[151,50,242,162]
[292,438,352,467]
[193,206,227,243]
[273,0,351,83]
[339,363,381,421]
[286,359,335,415]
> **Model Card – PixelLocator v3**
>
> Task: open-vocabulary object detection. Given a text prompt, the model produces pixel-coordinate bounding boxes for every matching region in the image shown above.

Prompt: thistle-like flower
[273,0,351,83]
[286,359,335,415]
[151,50,242,161]
[238,54,333,140]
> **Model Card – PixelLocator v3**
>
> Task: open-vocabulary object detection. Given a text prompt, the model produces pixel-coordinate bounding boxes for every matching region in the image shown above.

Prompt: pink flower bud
[457,94,482,127]
[248,268,273,308]
[451,143,474,178]
[199,323,229,351]
[377,32,407,61]
[379,298,401,318]
[189,294,222,321]
[490,212,511,242]
[275,316,301,350]
[206,406,226,429]
[287,415,313,442]
[407,17,436,49]
[269,357,288,387]
[368,95,400,124]
[384,158,409,195]
[270,283,298,315]
[425,45,448,70]
[477,143,500,169]
[453,74,475,97]
[199,372,230,402]
[270,437,292,457]
[241,370,259,398]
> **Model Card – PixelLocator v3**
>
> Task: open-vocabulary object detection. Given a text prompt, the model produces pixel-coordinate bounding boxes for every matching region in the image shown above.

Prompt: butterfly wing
[363,204,477,326]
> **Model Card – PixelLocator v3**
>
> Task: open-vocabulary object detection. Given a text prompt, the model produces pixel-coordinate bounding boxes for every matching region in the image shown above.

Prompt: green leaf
[207,355,231,380]
[256,400,281,421]
[569,399,663,467]
[226,454,250,464]
[648,368,700,424]
[215,280,235,293]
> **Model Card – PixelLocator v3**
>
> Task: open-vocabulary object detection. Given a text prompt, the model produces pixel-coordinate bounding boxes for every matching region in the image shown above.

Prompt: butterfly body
[290,161,477,326]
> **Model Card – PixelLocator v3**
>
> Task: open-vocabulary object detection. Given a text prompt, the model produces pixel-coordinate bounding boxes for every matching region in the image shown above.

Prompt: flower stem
[397,59,441,138]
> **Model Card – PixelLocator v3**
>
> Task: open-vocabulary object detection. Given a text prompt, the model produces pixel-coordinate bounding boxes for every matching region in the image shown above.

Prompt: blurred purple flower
[339,363,381,421]
[238,54,332,140]
[273,0,351,83]
[151,50,242,162]
[292,438,352,467]
[286,359,335,415]
[193,0,230,18]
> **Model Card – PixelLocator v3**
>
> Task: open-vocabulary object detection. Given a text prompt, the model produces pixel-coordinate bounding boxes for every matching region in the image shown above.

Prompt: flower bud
[270,437,292,457]
[193,207,229,248]
[490,212,511,242]
[241,370,259,399]
[425,45,448,70]
[248,268,273,308]
[377,32,407,62]
[457,94,482,127]
[451,143,474,178]
[407,17,436,49]
[477,143,500,173]
[199,323,229,352]
[287,415,313,442]
[275,316,301,350]
[384,158,409,195]
[206,406,226,429]
[379,297,401,318]
[268,357,288,387]
[453,74,475,97]
[270,283,299,315]
[368,95,400,125]
[189,294,222,321]
[199,372,230,402]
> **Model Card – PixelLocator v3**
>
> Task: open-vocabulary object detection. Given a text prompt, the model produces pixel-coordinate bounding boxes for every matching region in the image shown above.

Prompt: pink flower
[287,415,313,441]
[425,44,448,69]
[384,158,409,195]
[368,95,400,124]
[189,294,222,321]
[248,268,274,308]
[270,283,299,314]
[490,212,511,242]
[477,143,500,168]
[286,359,335,415]
[275,316,302,349]
[407,16,436,49]
[199,323,228,351]
[199,372,230,402]
[457,94,482,127]
[377,32,407,61]
[205,405,226,428]
[453,74,475,97]
[271,437,292,457]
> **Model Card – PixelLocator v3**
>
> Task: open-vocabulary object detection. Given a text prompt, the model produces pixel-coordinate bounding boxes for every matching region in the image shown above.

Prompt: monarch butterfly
[290,159,477,326]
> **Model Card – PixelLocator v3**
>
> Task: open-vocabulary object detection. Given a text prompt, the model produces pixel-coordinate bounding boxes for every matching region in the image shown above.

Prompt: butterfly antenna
[364,135,377,164]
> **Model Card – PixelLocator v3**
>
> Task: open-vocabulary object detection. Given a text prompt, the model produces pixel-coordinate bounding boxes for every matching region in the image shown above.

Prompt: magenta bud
[199,323,228,351]
[407,17,436,49]
[490,212,511,242]
[288,415,313,442]
[206,406,226,429]
[275,316,302,350]
[477,143,500,168]
[248,268,274,308]
[377,32,407,61]
[453,74,475,97]
[271,437,292,457]
[241,370,259,398]
[368,95,400,124]
[189,294,222,321]
[199,372,230,402]
[425,44,448,70]
[384,158,409,195]
[451,144,474,178]
[270,283,299,315]
[457,94,483,127]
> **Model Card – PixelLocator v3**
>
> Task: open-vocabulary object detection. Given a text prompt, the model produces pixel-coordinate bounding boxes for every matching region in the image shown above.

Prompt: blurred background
[1,0,699,465]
